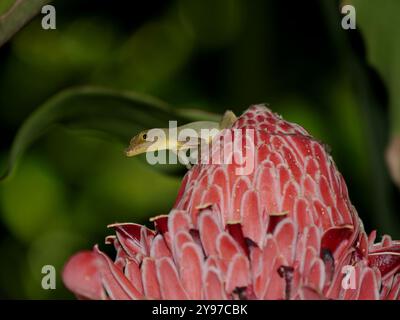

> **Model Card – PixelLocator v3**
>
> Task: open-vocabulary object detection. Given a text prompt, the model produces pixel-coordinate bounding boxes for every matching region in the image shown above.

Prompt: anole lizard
[125,110,237,157]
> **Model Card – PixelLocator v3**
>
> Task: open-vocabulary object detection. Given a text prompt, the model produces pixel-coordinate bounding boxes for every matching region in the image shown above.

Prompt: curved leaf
[0,0,52,47]
[0,86,216,181]
[350,0,400,190]
[350,0,400,133]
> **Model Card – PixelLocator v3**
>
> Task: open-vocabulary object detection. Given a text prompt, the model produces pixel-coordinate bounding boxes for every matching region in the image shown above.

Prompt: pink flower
[63,105,400,300]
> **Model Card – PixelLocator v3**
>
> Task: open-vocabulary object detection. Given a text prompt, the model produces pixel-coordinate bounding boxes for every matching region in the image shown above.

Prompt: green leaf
[0,0,52,47]
[0,0,16,15]
[351,0,400,133]
[0,86,217,181]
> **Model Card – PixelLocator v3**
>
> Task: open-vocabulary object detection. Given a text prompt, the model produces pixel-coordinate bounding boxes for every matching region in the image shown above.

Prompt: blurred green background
[0,0,399,299]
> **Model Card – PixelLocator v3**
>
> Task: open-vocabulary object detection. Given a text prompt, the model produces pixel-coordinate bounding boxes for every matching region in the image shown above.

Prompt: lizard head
[125,130,152,157]
[125,129,168,157]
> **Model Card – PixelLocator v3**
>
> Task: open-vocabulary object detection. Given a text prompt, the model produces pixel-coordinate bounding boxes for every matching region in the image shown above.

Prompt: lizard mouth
[125,141,156,157]
[125,147,136,157]
[125,144,142,157]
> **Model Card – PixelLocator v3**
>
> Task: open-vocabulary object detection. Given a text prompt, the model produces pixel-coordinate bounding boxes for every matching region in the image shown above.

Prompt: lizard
[125,110,237,158]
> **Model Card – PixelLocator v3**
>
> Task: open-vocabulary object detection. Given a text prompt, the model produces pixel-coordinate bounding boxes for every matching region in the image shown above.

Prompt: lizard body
[125,110,237,157]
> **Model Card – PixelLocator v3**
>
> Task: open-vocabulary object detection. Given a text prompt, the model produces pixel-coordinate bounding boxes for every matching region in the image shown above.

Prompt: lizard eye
[142,133,147,140]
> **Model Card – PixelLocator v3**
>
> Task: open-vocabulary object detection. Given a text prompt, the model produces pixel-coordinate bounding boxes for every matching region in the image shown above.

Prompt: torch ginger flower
[62,105,400,300]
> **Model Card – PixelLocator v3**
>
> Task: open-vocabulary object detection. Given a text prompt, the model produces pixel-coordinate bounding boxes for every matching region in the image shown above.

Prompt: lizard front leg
[219,110,237,129]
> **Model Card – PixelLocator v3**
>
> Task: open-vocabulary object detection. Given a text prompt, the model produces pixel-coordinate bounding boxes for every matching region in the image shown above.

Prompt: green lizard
[125,110,237,157]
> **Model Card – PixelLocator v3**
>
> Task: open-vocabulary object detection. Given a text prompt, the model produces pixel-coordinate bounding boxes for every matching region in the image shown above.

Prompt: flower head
[63,105,400,300]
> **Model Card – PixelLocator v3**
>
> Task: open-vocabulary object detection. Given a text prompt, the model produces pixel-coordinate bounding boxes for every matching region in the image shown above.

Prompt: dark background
[0,0,399,298]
